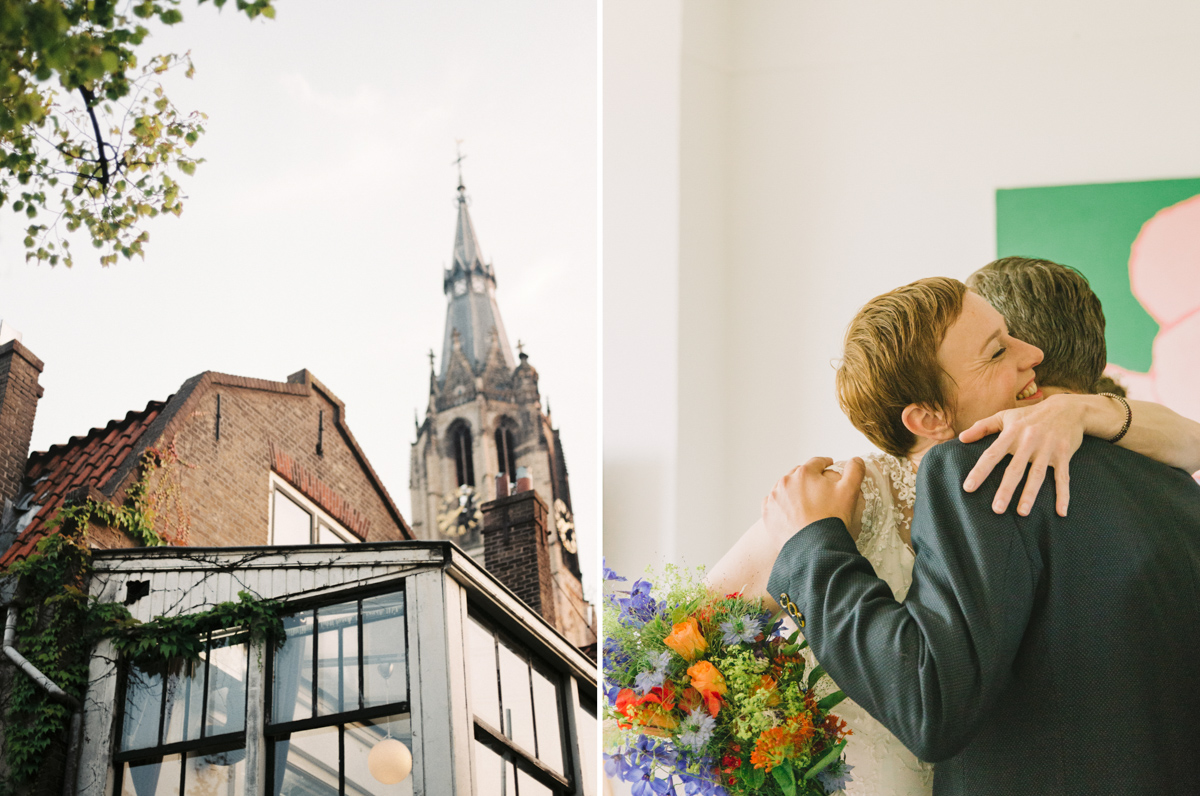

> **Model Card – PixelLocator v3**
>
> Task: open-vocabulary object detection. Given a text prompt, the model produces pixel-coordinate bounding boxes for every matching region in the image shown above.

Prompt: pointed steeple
[440,166,516,383]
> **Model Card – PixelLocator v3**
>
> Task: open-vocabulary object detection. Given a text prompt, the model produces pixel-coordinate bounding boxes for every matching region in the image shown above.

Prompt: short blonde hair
[836,277,968,458]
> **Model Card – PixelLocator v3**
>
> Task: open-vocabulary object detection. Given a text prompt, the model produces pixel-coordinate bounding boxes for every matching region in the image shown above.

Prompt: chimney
[0,331,44,508]
[481,489,557,626]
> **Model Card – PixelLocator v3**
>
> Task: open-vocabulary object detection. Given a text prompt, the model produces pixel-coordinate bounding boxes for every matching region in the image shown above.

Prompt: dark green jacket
[767,436,1200,795]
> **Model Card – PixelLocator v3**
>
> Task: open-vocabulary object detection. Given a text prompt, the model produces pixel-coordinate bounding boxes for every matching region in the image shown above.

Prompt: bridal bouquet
[603,563,854,796]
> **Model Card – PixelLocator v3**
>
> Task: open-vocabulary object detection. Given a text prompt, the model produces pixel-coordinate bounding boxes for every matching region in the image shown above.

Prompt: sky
[0,0,599,597]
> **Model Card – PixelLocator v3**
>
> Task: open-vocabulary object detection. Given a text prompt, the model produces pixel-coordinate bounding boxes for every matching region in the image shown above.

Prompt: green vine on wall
[0,448,280,786]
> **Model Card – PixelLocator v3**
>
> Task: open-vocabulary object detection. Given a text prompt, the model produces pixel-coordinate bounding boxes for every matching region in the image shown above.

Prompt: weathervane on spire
[428,348,436,372]
[452,139,467,192]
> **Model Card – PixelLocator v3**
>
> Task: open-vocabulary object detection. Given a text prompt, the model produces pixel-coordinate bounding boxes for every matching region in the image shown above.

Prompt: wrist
[1079,393,1124,440]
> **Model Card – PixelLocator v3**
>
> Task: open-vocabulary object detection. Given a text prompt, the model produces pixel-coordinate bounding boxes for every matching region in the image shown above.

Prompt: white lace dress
[805,453,934,796]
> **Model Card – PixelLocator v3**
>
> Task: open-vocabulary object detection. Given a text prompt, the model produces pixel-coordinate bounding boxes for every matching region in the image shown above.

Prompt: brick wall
[481,489,557,625]
[134,371,410,548]
[0,340,43,508]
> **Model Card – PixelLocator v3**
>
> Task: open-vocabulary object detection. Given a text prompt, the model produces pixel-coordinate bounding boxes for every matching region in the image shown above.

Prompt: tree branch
[77,87,110,192]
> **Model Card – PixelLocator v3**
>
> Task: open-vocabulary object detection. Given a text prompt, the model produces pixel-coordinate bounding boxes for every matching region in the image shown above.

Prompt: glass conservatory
[75,542,596,796]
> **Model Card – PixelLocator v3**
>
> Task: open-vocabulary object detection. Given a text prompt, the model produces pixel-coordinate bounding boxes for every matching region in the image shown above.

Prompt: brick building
[0,331,597,796]
[0,351,412,565]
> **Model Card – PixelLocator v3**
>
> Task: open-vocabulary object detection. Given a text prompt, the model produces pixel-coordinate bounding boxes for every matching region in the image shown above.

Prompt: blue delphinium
[676,707,717,753]
[719,615,763,646]
[816,760,854,793]
[604,557,628,582]
[616,578,663,628]
[604,750,633,781]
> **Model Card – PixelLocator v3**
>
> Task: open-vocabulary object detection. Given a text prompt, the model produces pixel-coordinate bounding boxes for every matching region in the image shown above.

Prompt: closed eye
[991,347,1006,360]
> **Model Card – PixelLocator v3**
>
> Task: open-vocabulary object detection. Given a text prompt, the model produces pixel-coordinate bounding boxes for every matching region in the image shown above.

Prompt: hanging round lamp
[368,737,413,784]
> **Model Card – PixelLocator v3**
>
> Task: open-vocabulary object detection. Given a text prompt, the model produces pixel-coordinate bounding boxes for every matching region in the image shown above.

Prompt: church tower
[410,174,592,647]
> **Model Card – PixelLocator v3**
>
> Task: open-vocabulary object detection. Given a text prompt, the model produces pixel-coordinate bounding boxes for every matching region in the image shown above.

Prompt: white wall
[602,0,683,580]
[604,0,1200,576]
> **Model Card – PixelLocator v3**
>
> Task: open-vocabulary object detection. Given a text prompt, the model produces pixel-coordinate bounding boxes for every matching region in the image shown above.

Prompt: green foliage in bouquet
[603,563,854,796]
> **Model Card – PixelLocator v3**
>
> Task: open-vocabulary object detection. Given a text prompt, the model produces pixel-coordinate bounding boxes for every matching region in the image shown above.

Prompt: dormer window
[270,478,355,545]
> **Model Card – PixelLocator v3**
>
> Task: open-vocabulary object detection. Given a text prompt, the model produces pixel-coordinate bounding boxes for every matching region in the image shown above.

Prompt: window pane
[122,754,181,796]
[317,522,348,544]
[272,725,339,796]
[317,601,361,715]
[164,657,204,745]
[185,748,245,796]
[467,618,500,728]
[272,611,314,723]
[473,741,516,796]
[575,694,597,796]
[273,490,312,545]
[517,768,553,796]
[362,591,407,708]
[530,665,564,775]
[122,665,164,751]
[345,714,413,796]
[497,640,535,754]
[206,636,247,736]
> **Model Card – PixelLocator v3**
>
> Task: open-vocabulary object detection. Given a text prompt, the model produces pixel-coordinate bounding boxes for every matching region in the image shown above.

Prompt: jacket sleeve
[766,441,1043,762]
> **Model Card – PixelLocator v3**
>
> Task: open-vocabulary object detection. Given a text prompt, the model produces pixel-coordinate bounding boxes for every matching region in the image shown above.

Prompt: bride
[706,259,1200,795]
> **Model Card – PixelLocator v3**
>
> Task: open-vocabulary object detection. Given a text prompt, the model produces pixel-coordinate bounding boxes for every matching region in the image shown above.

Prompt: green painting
[996,177,1200,373]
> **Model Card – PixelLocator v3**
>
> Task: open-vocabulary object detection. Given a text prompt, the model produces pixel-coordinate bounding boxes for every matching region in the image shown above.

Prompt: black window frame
[468,609,574,796]
[264,583,412,795]
[112,629,250,792]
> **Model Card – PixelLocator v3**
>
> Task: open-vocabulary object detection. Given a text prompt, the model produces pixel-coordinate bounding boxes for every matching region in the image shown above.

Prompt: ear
[901,403,956,443]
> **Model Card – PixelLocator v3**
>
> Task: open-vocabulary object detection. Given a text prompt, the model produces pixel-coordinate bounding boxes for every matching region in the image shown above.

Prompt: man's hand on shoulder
[762,457,865,552]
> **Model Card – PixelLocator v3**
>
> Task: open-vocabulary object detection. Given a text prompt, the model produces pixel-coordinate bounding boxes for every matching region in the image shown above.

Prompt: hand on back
[762,457,866,550]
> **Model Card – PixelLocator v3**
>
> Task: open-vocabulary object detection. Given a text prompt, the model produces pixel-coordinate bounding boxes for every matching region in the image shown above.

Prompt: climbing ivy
[0,453,282,785]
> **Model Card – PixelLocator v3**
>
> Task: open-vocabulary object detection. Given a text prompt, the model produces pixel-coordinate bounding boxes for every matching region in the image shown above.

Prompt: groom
[766,258,1200,794]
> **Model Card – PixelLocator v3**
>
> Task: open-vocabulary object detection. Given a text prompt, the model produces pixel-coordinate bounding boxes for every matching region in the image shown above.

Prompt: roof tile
[1,400,165,567]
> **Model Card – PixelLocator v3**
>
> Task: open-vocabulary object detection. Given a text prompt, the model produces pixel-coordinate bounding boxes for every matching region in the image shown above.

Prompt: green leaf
[803,739,847,780]
[771,762,797,796]
[816,689,846,712]
[807,665,825,689]
[741,763,765,790]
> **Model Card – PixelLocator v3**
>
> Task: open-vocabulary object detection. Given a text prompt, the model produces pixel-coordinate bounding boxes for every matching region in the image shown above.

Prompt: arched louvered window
[453,424,475,487]
[495,426,518,480]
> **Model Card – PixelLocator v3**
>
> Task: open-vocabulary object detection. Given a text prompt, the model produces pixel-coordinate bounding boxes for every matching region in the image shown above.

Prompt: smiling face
[936,291,1045,433]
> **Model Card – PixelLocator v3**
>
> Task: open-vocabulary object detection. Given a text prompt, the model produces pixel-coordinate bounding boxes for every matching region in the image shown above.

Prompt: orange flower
[750,714,815,772]
[679,686,703,713]
[639,704,679,737]
[615,684,679,732]
[687,660,728,716]
[664,617,708,661]
[753,674,781,707]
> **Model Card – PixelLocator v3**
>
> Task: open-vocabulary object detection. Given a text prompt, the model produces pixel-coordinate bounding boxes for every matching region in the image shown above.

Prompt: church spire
[439,156,516,382]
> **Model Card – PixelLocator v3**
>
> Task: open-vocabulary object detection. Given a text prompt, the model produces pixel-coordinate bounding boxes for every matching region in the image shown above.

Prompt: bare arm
[1089,397,1200,473]
[706,487,865,612]
[705,517,784,612]
[961,393,1200,516]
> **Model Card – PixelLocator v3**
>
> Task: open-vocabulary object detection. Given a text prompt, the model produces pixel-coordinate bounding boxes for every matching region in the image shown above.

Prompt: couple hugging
[708,257,1200,795]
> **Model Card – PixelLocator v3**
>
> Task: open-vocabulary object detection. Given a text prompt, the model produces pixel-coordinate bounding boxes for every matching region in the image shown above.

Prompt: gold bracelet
[1099,392,1132,444]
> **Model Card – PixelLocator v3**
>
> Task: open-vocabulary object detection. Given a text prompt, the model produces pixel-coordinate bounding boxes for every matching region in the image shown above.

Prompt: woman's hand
[958,395,1086,517]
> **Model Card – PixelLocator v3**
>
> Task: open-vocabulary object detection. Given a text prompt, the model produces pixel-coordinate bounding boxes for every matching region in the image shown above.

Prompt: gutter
[3,605,83,796]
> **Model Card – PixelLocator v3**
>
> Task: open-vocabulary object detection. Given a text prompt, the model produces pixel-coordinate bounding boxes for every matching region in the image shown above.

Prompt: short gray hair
[966,257,1106,393]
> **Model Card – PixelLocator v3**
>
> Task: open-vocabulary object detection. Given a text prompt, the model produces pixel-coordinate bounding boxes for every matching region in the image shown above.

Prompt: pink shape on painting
[1106,194,1200,429]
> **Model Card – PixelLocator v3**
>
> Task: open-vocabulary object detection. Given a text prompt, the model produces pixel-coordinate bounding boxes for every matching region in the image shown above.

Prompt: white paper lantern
[368,737,413,784]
